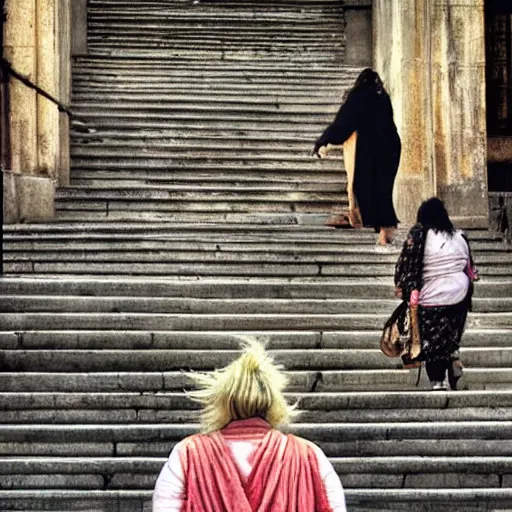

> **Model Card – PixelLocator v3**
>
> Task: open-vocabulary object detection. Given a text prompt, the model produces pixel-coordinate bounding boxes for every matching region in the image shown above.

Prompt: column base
[3,171,55,224]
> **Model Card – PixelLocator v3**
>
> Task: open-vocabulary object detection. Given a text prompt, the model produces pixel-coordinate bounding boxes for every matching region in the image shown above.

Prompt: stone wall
[374,0,489,227]
[344,0,372,66]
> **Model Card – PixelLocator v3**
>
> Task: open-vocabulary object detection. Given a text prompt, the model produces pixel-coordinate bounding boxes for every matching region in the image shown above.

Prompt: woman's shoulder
[288,434,328,459]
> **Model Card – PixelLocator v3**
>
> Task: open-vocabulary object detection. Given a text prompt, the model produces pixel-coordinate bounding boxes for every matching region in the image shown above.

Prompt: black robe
[315,87,401,230]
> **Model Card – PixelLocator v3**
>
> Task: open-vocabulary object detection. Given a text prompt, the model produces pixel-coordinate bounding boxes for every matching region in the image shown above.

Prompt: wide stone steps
[87,0,346,61]
[3,0,510,509]
[3,390,512,422]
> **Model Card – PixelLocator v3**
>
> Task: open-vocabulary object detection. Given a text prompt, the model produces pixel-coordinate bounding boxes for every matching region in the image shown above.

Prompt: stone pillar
[373,0,435,225]
[37,0,60,179]
[373,0,488,227]
[3,0,38,175]
[431,0,488,227]
[58,0,72,186]
[2,0,73,222]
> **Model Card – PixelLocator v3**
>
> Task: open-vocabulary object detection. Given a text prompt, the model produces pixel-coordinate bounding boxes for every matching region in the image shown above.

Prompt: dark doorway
[486,0,512,191]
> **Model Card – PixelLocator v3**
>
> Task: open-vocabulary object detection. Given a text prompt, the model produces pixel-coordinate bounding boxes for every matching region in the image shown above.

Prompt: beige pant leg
[343,132,363,228]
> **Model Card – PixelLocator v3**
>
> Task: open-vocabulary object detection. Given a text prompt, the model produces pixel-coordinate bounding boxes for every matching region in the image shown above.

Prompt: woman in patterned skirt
[394,198,478,390]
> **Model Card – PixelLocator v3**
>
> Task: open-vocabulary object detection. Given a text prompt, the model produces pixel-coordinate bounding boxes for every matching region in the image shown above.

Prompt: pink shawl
[179,418,333,512]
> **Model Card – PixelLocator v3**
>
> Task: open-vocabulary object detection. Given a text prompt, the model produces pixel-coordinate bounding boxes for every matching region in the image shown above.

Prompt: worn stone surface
[16,174,55,222]
[374,0,488,226]
[432,0,488,227]
[37,0,60,180]
[3,171,55,223]
[71,0,88,55]
[3,0,38,175]
[345,8,372,66]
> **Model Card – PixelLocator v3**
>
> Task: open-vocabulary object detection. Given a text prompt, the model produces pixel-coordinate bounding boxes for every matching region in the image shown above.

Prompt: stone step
[70,145,340,159]
[0,489,509,512]
[71,76,353,90]
[0,277,507,298]
[5,455,512,477]
[1,328,510,350]
[1,348,512,373]
[2,311,511,331]
[3,223,500,239]
[53,200,344,213]
[25,212,331,225]
[71,93,344,106]
[71,65,357,78]
[2,368,512,393]
[0,457,511,490]
[68,178,346,191]
[70,129,334,143]
[69,169,345,182]
[7,427,512,457]
[71,80,352,94]
[7,406,512,425]
[71,102,341,115]
[85,45,345,58]
[4,238,508,254]
[55,188,345,202]
[2,422,512,445]
[5,249,510,266]
[71,159,344,171]
[88,16,344,27]
[2,390,512,412]
[82,49,345,62]
[1,296,511,314]
[5,260,511,277]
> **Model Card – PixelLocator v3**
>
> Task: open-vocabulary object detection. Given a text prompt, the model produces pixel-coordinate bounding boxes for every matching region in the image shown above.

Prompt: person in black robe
[313,68,401,246]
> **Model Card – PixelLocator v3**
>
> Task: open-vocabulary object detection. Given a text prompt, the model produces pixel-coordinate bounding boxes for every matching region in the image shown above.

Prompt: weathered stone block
[2,171,55,223]
[344,9,372,66]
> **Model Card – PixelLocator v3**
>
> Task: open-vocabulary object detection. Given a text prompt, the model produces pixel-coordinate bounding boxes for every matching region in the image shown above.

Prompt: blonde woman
[153,340,347,512]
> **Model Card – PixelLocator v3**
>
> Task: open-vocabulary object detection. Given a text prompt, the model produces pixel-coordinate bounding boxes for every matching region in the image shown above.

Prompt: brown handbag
[381,301,422,366]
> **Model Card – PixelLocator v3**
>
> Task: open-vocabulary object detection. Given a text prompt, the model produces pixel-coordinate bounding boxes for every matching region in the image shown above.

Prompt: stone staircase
[1,0,512,511]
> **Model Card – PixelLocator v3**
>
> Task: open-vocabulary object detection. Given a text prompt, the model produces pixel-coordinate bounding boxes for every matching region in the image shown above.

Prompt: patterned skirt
[418,299,469,363]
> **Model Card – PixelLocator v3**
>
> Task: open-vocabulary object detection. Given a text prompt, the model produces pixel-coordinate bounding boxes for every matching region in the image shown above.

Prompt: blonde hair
[188,338,296,433]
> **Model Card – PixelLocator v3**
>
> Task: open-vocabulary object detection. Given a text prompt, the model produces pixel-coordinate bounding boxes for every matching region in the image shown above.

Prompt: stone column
[373,0,435,225]
[431,0,488,227]
[3,0,55,222]
[374,0,488,227]
[37,0,60,179]
[3,0,38,175]
[58,0,72,186]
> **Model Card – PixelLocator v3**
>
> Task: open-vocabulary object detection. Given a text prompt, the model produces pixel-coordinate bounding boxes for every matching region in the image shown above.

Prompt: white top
[420,229,470,307]
[153,438,347,512]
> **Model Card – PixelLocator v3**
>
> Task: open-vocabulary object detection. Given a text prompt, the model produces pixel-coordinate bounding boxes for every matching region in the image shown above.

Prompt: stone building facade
[1,0,509,226]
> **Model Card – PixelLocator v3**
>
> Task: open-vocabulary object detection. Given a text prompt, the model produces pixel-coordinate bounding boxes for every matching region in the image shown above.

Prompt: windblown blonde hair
[188,338,296,433]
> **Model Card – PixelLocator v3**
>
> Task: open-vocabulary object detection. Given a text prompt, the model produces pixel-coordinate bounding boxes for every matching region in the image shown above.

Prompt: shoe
[448,359,463,390]
[431,381,447,391]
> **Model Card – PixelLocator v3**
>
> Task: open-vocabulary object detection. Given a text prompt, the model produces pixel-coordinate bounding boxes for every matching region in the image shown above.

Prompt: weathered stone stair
[2,0,512,510]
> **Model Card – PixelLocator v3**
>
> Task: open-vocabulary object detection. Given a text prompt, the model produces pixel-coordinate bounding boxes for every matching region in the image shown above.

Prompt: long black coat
[316,87,401,230]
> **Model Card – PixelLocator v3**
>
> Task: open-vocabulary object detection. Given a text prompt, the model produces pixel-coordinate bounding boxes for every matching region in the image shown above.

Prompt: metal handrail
[0,57,74,116]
